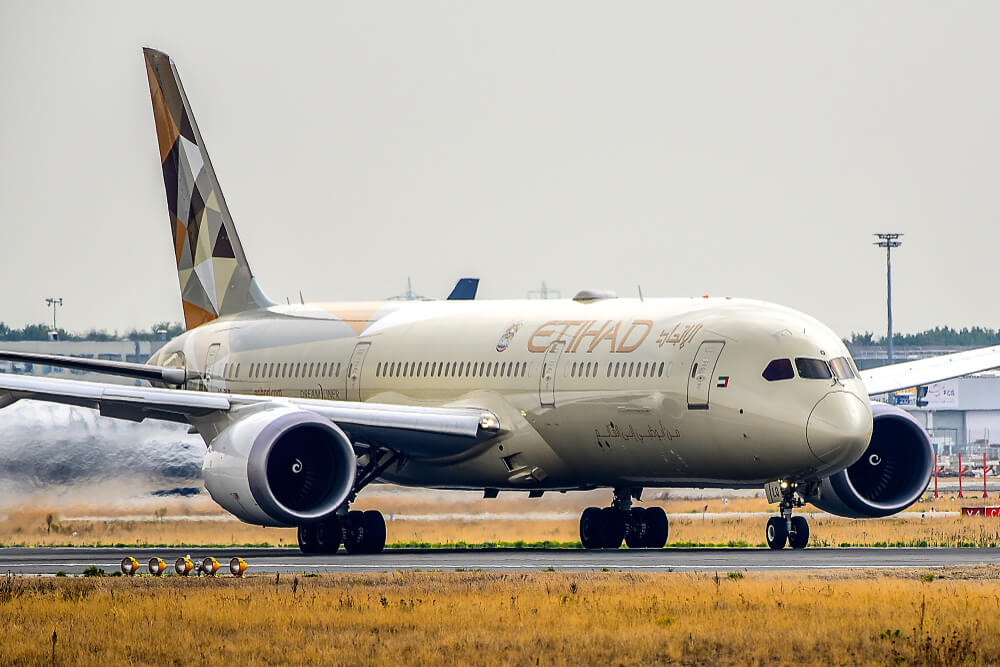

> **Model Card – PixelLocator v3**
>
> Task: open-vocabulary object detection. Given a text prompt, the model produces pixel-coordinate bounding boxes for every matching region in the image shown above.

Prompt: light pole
[45,297,63,333]
[873,234,902,363]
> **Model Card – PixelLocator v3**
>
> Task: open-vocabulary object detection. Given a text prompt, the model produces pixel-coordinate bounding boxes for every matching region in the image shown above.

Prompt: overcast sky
[2,2,999,338]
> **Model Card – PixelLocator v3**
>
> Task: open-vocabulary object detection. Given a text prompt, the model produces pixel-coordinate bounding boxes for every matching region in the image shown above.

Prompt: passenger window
[658,362,664,377]
[762,359,794,381]
[629,362,635,377]
[644,362,649,377]
[337,363,341,377]
[795,358,833,380]
[830,357,856,380]
[236,363,240,378]
[571,362,577,377]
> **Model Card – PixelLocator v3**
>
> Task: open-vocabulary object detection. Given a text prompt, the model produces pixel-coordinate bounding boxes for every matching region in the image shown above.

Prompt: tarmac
[3,546,1000,575]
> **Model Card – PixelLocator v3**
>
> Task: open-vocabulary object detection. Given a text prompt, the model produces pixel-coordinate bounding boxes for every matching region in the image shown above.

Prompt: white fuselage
[149,296,874,491]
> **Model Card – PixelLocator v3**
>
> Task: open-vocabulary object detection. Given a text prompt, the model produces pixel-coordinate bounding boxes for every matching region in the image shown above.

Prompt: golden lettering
[571,320,610,352]
[588,320,621,353]
[617,320,653,353]
[528,321,559,353]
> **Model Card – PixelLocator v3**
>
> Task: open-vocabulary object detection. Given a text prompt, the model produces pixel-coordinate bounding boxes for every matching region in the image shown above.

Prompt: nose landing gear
[766,481,810,550]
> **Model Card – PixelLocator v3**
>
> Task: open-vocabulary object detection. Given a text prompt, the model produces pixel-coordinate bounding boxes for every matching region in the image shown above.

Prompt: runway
[3,547,1000,575]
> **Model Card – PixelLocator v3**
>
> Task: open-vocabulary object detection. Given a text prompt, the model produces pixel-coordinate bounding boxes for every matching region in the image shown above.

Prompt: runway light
[148,558,167,576]
[120,557,140,576]
[200,557,220,576]
[175,556,194,576]
[229,557,248,577]
[780,481,789,490]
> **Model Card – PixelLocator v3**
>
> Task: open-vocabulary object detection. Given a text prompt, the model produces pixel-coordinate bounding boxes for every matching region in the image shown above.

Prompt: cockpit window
[829,357,855,380]
[762,358,794,381]
[795,358,833,380]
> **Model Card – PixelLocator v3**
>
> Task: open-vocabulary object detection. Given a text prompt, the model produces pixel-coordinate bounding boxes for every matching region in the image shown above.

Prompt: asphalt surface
[3,547,1000,575]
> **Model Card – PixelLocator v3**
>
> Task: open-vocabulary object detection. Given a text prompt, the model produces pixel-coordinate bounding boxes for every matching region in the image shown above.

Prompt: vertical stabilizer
[143,48,274,330]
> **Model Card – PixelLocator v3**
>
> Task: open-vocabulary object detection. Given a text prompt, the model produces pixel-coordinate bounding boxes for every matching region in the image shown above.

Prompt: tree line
[847,326,1000,347]
[0,322,185,342]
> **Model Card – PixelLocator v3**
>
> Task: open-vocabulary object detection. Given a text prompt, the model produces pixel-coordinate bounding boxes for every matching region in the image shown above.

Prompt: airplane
[3,47,1000,555]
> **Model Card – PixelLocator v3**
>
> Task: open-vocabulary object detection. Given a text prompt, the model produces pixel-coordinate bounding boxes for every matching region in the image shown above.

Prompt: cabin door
[203,343,222,392]
[346,342,371,401]
[687,341,725,409]
[539,340,566,407]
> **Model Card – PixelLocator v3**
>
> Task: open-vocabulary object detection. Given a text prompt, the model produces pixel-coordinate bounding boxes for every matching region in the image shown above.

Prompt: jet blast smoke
[0,401,203,507]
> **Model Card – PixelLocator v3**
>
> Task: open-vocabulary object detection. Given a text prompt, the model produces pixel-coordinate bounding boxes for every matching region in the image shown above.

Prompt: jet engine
[807,402,932,518]
[202,406,357,526]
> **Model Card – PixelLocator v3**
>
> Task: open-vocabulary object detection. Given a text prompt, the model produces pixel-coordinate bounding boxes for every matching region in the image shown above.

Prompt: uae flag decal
[716,376,729,388]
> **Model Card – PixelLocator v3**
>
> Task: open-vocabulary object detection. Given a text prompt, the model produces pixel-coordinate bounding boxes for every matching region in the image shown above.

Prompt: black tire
[788,516,809,549]
[297,524,319,554]
[315,516,342,554]
[624,507,648,549]
[343,510,367,554]
[361,510,387,554]
[643,506,669,548]
[579,507,604,549]
[600,507,625,549]
[766,517,788,550]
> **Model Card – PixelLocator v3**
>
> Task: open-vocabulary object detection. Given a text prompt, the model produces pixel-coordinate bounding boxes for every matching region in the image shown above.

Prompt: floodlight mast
[873,234,902,364]
[45,297,63,333]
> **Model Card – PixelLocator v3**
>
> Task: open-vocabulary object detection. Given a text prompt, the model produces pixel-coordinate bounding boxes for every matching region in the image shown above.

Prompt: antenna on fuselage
[638,285,644,302]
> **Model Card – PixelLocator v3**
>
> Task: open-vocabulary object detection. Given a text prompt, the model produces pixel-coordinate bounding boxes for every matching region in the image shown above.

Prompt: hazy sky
[2,2,999,338]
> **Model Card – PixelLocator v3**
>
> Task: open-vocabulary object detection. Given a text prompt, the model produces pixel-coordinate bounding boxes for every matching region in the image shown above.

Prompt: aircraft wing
[0,350,185,385]
[861,345,1000,395]
[0,373,499,458]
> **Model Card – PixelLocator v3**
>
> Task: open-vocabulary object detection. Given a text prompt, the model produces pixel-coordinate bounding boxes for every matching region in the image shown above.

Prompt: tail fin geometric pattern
[143,48,273,330]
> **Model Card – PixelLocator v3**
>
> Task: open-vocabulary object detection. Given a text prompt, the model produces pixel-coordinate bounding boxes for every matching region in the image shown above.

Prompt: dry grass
[1,569,999,665]
[4,492,1000,548]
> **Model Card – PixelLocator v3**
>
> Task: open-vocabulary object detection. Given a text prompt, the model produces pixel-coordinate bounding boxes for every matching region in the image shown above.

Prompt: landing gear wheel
[361,510,387,554]
[297,524,319,554]
[643,507,669,548]
[344,510,387,554]
[580,507,604,550]
[765,517,788,550]
[600,507,625,549]
[315,516,342,554]
[788,516,809,549]
[624,507,648,549]
[343,510,365,554]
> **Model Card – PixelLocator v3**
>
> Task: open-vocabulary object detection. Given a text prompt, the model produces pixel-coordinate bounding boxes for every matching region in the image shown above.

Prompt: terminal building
[850,344,1000,457]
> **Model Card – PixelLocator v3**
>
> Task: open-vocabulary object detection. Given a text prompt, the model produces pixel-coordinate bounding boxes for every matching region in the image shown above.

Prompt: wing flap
[861,345,1000,395]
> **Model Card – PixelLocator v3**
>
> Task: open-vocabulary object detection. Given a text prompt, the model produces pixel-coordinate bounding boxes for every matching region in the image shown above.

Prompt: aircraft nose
[806,391,873,465]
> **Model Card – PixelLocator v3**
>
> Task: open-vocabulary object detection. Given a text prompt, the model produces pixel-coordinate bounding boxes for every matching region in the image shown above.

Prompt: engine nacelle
[807,402,932,518]
[202,407,356,526]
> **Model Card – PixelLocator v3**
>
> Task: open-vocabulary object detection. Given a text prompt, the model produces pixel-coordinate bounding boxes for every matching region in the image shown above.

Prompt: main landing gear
[297,510,387,555]
[579,488,669,549]
[296,449,399,555]
[765,481,809,550]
